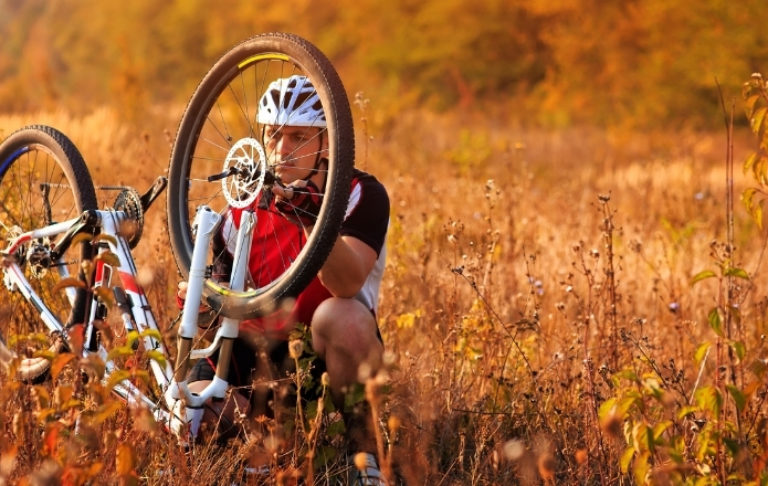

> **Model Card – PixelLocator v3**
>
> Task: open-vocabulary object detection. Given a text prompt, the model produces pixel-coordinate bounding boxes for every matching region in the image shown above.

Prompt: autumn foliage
[2,1,768,484]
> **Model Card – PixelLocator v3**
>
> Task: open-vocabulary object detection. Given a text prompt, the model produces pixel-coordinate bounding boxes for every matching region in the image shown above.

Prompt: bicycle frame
[0,203,256,441]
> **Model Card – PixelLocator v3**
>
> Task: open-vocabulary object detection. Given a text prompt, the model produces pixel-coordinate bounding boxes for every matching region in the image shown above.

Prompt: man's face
[264,125,327,184]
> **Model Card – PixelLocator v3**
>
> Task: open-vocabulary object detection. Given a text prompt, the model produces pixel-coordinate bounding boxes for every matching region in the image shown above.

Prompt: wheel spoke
[0,126,97,380]
[167,33,354,319]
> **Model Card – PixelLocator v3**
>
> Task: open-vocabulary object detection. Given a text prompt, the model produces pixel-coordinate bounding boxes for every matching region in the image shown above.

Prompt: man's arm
[316,235,377,298]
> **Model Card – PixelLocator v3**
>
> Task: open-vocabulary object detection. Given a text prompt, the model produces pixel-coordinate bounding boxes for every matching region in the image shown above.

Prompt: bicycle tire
[168,32,354,319]
[0,125,97,380]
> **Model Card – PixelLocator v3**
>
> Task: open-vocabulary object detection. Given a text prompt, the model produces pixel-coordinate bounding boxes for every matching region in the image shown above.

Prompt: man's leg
[310,297,383,454]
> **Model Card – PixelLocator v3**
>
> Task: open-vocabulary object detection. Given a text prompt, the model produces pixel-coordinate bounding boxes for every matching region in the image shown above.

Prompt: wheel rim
[169,37,354,319]
[0,135,90,377]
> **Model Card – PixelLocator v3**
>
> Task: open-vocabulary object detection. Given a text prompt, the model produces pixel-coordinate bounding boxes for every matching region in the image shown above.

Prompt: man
[185,74,389,485]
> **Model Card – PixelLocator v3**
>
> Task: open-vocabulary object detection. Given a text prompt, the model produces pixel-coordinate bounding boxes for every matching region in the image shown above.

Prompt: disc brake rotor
[222,137,267,209]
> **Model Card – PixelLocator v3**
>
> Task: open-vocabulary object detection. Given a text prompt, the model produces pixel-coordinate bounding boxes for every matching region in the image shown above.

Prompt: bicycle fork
[165,205,255,440]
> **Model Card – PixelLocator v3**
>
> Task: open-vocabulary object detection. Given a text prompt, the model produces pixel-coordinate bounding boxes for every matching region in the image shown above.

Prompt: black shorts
[188,337,328,409]
[188,316,382,408]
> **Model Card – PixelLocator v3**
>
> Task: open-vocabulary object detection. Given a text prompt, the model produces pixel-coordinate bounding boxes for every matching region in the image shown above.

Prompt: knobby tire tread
[167,32,354,319]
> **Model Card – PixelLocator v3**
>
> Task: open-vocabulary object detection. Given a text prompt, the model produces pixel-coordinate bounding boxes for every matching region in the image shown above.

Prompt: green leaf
[759,155,768,181]
[676,405,698,420]
[723,437,741,456]
[744,155,759,180]
[724,267,750,280]
[633,450,651,485]
[727,385,746,413]
[746,94,760,118]
[759,107,768,141]
[695,386,722,419]
[126,330,140,348]
[313,445,339,468]
[652,420,672,441]
[730,340,746,361]
[613,368,640,384]
[695,342,711,364]
[32,349,56,361]
[751,106,767,135]
[131,369,150,386]
[691,270,717,285]
[140,328,163,341]
[620,446,635,474]
[598,397,617,421]
[326,417,346,437]
[619,391,643,414]
[89,401,122,425]
[708,308,723,337]
[742,186,757,209]
[145,349,166,367]
[755,204,765,230]
[106,369,131,391]
[106,345,134,362]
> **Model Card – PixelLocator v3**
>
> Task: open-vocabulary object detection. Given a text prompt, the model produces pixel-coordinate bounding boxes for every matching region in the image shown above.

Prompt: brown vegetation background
[2,1,768,484]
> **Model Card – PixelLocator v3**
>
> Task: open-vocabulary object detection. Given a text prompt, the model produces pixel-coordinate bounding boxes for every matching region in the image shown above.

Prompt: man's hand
[273,179,322,227]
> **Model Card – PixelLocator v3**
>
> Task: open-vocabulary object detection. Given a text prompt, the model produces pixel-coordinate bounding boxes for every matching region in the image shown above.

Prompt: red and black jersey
[217,168,389,335]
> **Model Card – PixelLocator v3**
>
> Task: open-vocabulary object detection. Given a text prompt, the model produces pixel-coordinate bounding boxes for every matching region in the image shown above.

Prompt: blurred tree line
[0,0,767,127]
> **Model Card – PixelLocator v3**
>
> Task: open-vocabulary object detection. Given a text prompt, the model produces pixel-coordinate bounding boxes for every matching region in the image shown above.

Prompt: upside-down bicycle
[0,33,354,444]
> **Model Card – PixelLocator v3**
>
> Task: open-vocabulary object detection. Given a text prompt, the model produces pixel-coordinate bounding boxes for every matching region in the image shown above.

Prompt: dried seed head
[288,339,303,359]
[354,452,369,471]
[574,448,588,465]
[358,362,372,382]
[538,452,556,481]
[136,267,154,287]
[382,350,396,366]
[0,447,17,476]
[264,434,280,453]
[388,416,401,434]
[502,439,525,461]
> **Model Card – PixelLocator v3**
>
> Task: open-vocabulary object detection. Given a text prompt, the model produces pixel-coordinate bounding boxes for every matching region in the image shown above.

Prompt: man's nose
[277,138,293,158]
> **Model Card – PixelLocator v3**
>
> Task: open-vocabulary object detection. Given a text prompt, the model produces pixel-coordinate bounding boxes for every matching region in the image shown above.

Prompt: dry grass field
[1,104,766,485]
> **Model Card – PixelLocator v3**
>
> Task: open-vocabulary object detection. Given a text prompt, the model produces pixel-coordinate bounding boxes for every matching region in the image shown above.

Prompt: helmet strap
[302,131,328,190]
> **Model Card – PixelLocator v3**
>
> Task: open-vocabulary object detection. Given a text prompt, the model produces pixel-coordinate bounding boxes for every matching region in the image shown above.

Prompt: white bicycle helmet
[257,75,326,128]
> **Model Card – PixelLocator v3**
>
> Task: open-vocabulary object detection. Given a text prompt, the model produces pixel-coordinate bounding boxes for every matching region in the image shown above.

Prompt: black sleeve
[340,172,390,256]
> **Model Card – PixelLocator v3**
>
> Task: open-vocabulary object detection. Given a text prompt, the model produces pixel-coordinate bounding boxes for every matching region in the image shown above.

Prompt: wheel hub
[26,237,52,279]
[221,137,267,208]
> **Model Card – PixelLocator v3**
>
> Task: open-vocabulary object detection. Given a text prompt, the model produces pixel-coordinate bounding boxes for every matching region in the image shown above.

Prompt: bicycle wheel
[168,32,354,319]
[0,125,97,380]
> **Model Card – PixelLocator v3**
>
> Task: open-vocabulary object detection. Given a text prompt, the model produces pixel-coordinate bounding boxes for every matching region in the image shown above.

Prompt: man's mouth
[274,159,296,170]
